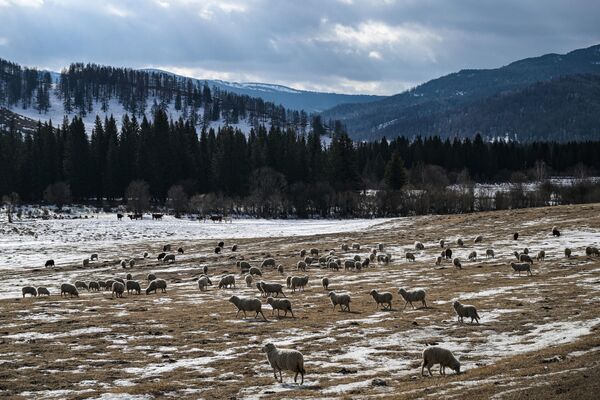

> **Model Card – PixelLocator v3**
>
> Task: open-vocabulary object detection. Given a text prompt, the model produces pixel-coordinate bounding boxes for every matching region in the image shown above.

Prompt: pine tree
[384,151,407,190]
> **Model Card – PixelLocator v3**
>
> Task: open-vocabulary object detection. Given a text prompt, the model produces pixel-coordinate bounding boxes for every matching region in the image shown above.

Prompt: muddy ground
[1,204,600,399]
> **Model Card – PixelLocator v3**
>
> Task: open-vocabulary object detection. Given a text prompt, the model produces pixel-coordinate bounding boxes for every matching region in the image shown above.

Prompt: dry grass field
[1,204,600,399]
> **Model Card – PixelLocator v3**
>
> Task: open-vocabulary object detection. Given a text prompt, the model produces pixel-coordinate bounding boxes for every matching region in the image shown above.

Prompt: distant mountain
[142,68,385,112]
[322,44,600,141]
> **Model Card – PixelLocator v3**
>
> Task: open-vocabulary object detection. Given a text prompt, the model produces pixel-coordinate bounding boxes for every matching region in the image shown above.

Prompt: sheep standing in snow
[259,282,286,298]
[369,290,393,310]
[45,259,55,267]
[445,248,452,259]
[453,301,480,324]
[112,281,125,298]
[126,280,141,294]
[218,274,236,289]
[398,288,427,310]
[537,250,546,261]
[328,292,351,311]
[143,252,149,258]
[267,297,294,318]
[586,246,600,257]
[291,276,309,292]
[352,243,360,250]
[126,273,132,281]
[328,261,340,271]
[163,244,172,252]
[231,244,238,252]
[90,253,98,261]
[83,259,90,267]
[75,280,89,291]
[510,262,532,276]
[60,283,79,297]
[519,254,534,264]
[218,241,225,248]
[406,252,416,262]
[474,235,483,243]
[378,243,384,251]
[321,277,330,290]
[129,259,135,268]
[565,248,572,258]
[229,295,267,320]
[421,346,461,376]
[415,241,425,250]
[37,287,50,296]
[297,261,307,272]
[262,343,305,384]
[341,244,349,251]
[177,247,184,254]
[300,249,306,258]
[198,275,212,291]
[245,274,253,287]
[22,286,37,298]
[310,248,319,256]
[552,226,561,237]
[261,258,276,269]
[146,279,167,294]
[468,251,477,261]
[120,260,127,268]
[147,273,156,282]
[435,256,442,266]
[440,239,445,248]
[286,276,292,289]
[157,252,166,260]
[163,254,175,263]
[202,265,208,275]
[457,238,464,247]
[277,264,284,275]
[249,267,262,276]
[513,232,519,240]
[237,261,251,273]
[89,281,100,291]
[104,280,115,291]
[453,258,462,269]
[214,247,221,254]
[486,249,495,258]
[523,248,529,255]
[343,259,355,270]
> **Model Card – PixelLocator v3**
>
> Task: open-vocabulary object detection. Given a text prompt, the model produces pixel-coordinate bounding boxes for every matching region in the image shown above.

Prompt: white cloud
[368,50,382,60]
[0,37,8,46]
[0,0,43,6]
[197,0,247,20]
[326,20,441,48]
[155,0,170,8]
[105,4,131,18]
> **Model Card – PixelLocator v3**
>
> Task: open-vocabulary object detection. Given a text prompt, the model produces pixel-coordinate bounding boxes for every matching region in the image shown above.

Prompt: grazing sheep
[310,248,319,256]
[300,249,307,258]
[83,259,90,267]
[286,276,292,289]
[104,279,115,291]
[37,287,50,296]
[290,276,309,292]
[354,261,362,272]
[303,256,313,265]
[343,259,355,270]
[218,241,225,248]
[378,243,384,251]
[352,243,360,250]
[163,244,172,252]
[565,248,572,258]
[75,280,89,291]
[362,258,370,268]
[552,226,561,237]
[519,254,534,264]
[215,247,221,254]
[321,277,330,290]
[435,256,442,266]
[537,250,546,261]
[112,281,125,298]
[89,281,100,291]
[377,254,390,264]
[22,286,37,298]
[440,239,445,248]
[60,283,79,297]
[97,280,106,289]
[157,252,166,260]
[328,292,351,312]
[261,258,276,269]
[453,258,462,269]
[586,246,600,257]
[120,260,127,268]
[249,267,263,276]
[245,274,253,287]
[513,232,519,240]
[259,282,286,298]
[126,280,141,294]
[485,249,495,258]
[453,301,480,324]
[229,295,267,320]
[328,261,340,271]
[218,274,236,289]
[398,288,427,309]
[163,254,175,263]
[277,264,284,275]
[267,297,294,318]
[510,262,532,276]
[126,273,132,280]
[146,279,167,294]
[369,253,376,262]
[143,252,149,258]
[415,241,425,250]
[422,347,461,376]
[406,252,416,262]
[129,259,135,268]
[445,248,452,259]
[457,238,464,247]
[262,343,305,384]
[297,261,307,272]
[237,261,251,273]
[468,251,477,261]
[90,253,98,261]
[177,247,184,254]
[474,235,483,243]
[231,244,238,252]
[369,290,393,310]
[513,251,521,260]
[523,247,529,255]
[341,244,349,251]
[353,255,361,262]
[114,278,125,284]
[45,259,55,267]
[147,273,156,282]
[198,275,212,291]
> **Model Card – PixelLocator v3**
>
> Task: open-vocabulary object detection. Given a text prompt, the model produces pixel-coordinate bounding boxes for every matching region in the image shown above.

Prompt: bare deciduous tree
[43,182,72,210]
[126,180,151,213]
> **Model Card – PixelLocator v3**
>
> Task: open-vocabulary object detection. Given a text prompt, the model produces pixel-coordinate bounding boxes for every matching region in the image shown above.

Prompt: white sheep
[112,281,125,298]
[453,300,480,324]
[229,295,267,320]
[291,276,309,292]
[60,283,79,297]
[262,342,305,384]
[398,288,427,310]
[218,274,236,289]
[369,290,392,310]
[510,262,532,276]
[22,286,37,298]
[421,346,461,376]
[198,275,212,291]
[328,291,351,312]
[267,297,294,318]
[146,279,167,294]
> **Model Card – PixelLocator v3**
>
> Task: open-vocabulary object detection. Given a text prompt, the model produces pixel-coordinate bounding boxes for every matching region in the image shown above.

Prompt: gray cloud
[0,0,599,94]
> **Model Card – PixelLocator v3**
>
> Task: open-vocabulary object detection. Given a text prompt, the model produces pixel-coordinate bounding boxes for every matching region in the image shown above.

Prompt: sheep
[231,244,238,252]
[377,254,390,264]
[157,252,166,260]
[552,226,561,237]
[415,241,425,250]
[129,259,135,268]
[474,235,483,243]
[22,286,37,298]
[75,280,89,291]
[369,290,392,310]
[328,291,351,311]
[163,254,175,263]
[303,256,314,265]
[510,262,532,276]
[297,261,307,272]
[245,274,253,287]
[112,281,125,298]
[310,248,319,256]
[341,244,349,251]
[147,273,156,282]
[519,253,534,264]
[198,275,212,291]
[486,249,495,258]
[343,259,355,270]
[353,255,361,262]
[262,343,305,384]
[60,283,79,297]
[267,297,294,318]
[362,258,370,268]
[104,279,115,291]
[89,281,100,291]
[97,280,106,289]
[435,256,442,266]
[398,288,427,310]
[163,244,172,252]
[405,252,416,262]
[445,248,452,259]
[513,232,519,240]
[259,282,286,298]
[229,295,267,320]
[45,259,55,267]
[453,258,462,269]
[83,259,90,267]
[290,276,309,292]
[237,261,251,273]
[120,260,127,268]
[378,243,384,251]
[354,261,362,272]
[146,279,167,295]
[468,251,477,261]
[453,301,480,324]
[37,287,50,296]
[537,250,546,261]
[328,261,340,271]
[218,274,236,289]
[202,265,208,275]
[114,278,125,284]
[440,239,445,248]
[249,267,263,276]
[457,238,464,247]
[126,273,132,280]
[215,247,221,254]
[352,243,360,250]
[143,252,149,258]
[277,264,284,275]
[177,247,184,254]
[126,280,141,294]
[218,241,225,248]
[565,248,572,258]
[421,346,461,376]
[90,253,98,261]
[369,253,376,262]
[523,247,529,255]
[286,276,292,289]
[261,258,276,269]
[321,277,330,290]
[586,246,600,257]
[513,251,521,260]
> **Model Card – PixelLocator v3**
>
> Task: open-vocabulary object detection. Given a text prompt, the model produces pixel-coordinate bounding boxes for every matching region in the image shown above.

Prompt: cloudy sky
[1,0,599,95]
